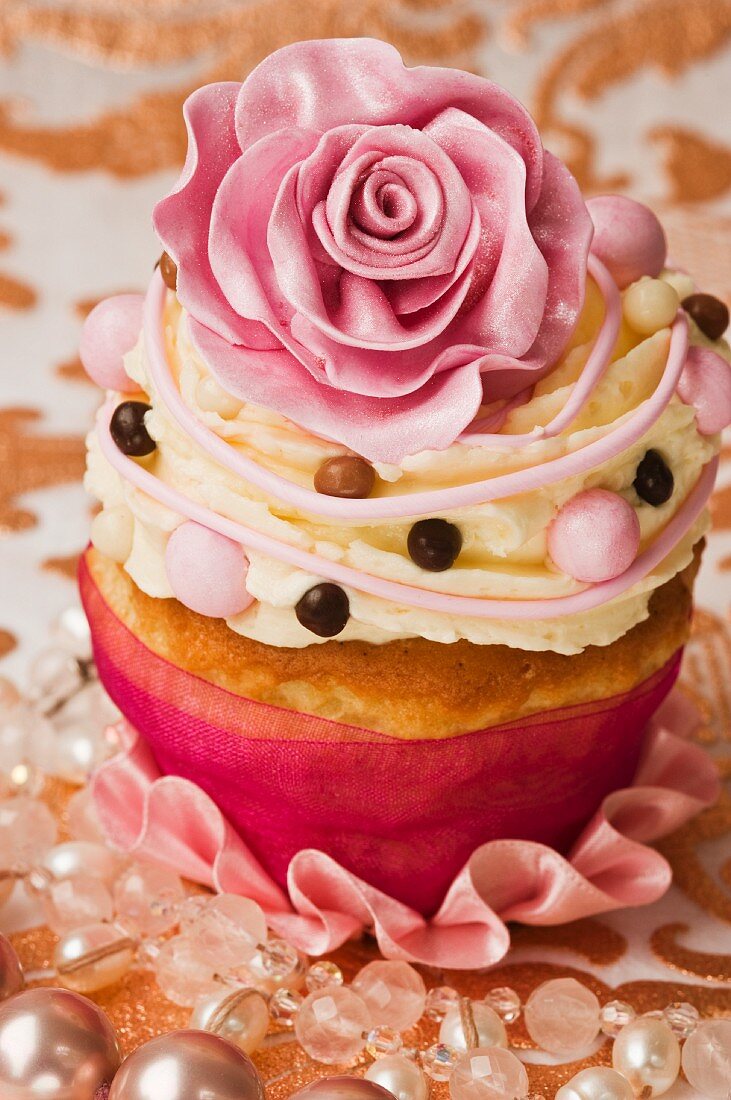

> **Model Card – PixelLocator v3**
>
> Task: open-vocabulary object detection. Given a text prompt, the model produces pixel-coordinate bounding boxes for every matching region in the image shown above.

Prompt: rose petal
[153,83,277,351]
[235,38,544,209]
[190,319,484,463]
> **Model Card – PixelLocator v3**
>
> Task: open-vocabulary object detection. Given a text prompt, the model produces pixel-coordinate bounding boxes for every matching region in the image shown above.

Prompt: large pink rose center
[351,171,419,238]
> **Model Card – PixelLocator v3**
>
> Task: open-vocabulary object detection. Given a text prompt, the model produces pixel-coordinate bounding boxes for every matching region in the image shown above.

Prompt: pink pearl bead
[0,796,57,870]
[677,346,731,435]
[293,1079,394,1100]
[449,1048,529,1100]
[351,960,426,1032]
[587,196,667,289]
[189,894,267,970]
[113,860,184,938]
[165,522,254,618]
[548,489,640,583]
[79,294,144,392]
[295,987,372,1064]
[524,978,601,1056]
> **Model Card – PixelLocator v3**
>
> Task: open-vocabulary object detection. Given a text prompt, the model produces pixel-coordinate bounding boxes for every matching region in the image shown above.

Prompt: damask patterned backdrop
[1,2,731,1096]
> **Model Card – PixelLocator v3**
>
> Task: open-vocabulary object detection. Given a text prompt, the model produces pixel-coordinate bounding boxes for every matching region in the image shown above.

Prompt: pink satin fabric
[81,558,719,967]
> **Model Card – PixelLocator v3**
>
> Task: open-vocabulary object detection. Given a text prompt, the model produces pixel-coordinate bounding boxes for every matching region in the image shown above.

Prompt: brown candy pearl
[295,583,350,637]
[314,455,376,499]
[408,518,462,572]
[681,292,729,341]
[110,400,156,457]
[159,251,178,291]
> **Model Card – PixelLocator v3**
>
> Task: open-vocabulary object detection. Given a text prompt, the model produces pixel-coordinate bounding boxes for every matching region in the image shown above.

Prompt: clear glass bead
[681,1019,731,1098]
[153,933,220,1006]
[269,986,304,1027]
[50,683,120,782]
[449,1048,529,1100]
[65,787,106,843]
[33,872,113,934]
[366,1025,403,1058]
[177,894,210,929]
[600,999,637,1038]
[0,704,55,788]
[352,960,426,1032]
[306,960,344,992]
[421,1043,459,1082]
[253,938,302,982]
[524,978,600,1056]
[662,1001,700,1039]
[0,796,57,871]
[643,1009,665,1020]
[187,894,266,970]
[425,985,460,1022]
[483,986,521,1024]
[50,606,92,662]
[113,860,185,938]
[294,986,370,1064]
[27,648,83,714]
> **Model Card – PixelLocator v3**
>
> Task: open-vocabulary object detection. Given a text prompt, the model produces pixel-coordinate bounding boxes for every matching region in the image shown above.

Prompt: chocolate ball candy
[295,583,350,637]
[634,449,674,506]
[681,292,729,341]
[314,455,376,499]
[407,518,462,571]
[110,401,156,457]
[159,251,178,291]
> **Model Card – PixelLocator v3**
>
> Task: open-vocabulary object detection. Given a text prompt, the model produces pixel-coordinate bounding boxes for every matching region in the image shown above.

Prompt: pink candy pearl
[165,521,254,618]
[677,346,731,435]
[587,196,667,289]
[79,294,144,391]
[548,489,640,583]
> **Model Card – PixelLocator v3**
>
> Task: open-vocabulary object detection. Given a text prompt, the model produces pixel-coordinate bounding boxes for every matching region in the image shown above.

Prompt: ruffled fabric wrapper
[81,556,719,969]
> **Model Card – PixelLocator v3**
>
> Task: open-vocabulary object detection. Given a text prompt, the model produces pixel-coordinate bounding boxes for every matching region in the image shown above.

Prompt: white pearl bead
[612,1018,680,1096]
[365,1054,429,1100]
[439,1002,507,1051]
[556,1066,634,1100]
[195,377,243,419]
[190,987,270,1055]
[43,841,122,886]
[54,923,135,993]
[623,278,679,335]
[91,505,134,563]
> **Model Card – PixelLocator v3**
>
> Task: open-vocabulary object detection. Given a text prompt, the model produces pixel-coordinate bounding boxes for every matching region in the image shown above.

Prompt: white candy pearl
[91,505,134,563]
[439,1002,507,1051]
[622,278,679,335]
[195,377,243,419]
[612,1018,680,1097]
[556,1067,634,1100]
[365,1055,429,1100]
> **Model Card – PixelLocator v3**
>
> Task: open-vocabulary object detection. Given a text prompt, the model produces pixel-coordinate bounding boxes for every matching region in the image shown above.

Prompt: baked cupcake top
[83,39,731,653]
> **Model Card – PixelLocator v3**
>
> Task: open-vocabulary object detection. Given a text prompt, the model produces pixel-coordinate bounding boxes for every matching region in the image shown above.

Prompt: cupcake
[81,39,728,923]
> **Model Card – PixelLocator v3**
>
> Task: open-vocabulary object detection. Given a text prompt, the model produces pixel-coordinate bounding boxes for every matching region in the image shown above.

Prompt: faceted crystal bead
[352,960,426,1032]
[662,1001,699,1039]
[33,872,113,934]
[440,1003,507,1052]
[153,934,220,1006]
[0,797,57,871]
[113,860,185,938]
[190,986,270,1054]
[51,683,120,782]
[66,787,107,843]
[483,987,521,1024]
[294,986,371,1064]
[449,1048,530,1100]
[54,922,135,993]
[43,840,123,885]
[642,1009,665,1021]
[425,986,460,1022]
[177,894,210,929]
[269,987,304,1027]
[681,1019,731,1098]
[249,938,304,987]
[524,978,600,1056]
[421,1043,459,1082]
[366,1025,403,1058]
[0,703,55,788]
[27,648,83,713]
[188,894,266,970]
[306,960,344,992]
[50,605,93,662]
[600,999,637,1038]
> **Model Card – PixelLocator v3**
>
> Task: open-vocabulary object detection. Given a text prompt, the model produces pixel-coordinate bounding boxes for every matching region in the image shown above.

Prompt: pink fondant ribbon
[83,558,719,969]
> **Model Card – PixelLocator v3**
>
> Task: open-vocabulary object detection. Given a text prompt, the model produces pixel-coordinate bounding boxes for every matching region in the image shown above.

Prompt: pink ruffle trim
[92,691,718,969]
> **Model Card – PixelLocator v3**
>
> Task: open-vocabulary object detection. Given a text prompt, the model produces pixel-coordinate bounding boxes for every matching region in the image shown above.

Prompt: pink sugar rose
[154,39,592,463]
